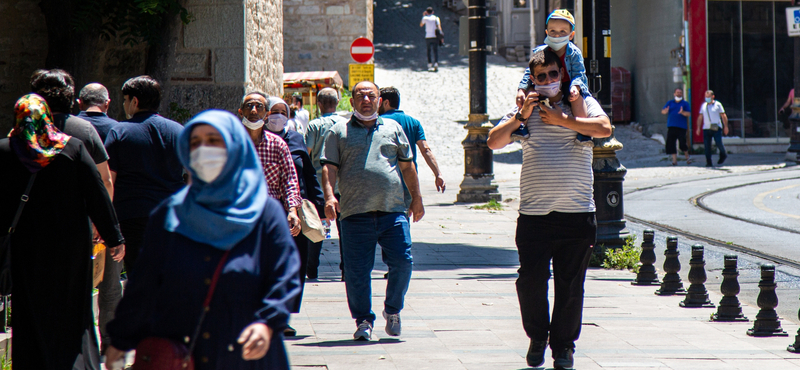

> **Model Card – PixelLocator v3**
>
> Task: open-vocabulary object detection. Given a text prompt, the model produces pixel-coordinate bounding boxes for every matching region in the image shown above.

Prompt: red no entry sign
[350,37,374,63]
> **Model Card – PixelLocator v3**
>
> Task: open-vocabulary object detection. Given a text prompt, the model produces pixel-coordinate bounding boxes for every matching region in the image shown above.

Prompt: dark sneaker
[526,340,548,367]
[552,348,575,369]
[705,162,713,167]
[283,325,297,337]
[353,320,372,341]
[306,268,318,280]
[718,153,727,165]
[382,310,401,336]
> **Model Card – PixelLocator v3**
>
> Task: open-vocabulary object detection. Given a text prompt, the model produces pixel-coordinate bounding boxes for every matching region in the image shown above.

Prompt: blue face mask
[544,35,570,51]
[705,97,712,103]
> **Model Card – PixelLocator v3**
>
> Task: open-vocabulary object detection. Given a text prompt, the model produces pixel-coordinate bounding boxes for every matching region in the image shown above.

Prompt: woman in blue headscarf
[105,110,301,369]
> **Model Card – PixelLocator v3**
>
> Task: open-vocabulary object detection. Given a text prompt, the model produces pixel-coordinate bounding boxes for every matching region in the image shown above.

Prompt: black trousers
[665,126,688,155]
[426,38,438,64]
[291,233,309,313]
[515,212,596,351]
[119,217,149,273]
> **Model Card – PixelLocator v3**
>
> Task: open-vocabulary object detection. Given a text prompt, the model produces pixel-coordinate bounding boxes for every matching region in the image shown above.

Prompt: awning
[283,71,343,86]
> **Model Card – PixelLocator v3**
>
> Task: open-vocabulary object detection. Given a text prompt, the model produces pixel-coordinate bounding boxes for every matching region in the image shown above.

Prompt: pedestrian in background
[379,86,446,192]
[487,49,612,369]
[1,94,125,369]
[321,81,424,341]
[291,93,310,136]
[106,110,300,370]
[660,88,692,166]
[695,90,728,167]
[264,97,325,337]
[77,82,125,354]
[420,6,442,72]
[77,83,117,142]
[104,75,185,272]
[304,88,348,280]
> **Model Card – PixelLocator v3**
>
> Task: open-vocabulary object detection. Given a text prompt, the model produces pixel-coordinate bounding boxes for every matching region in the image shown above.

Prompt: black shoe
[552,348,574,369]
[718,154,727,165]
[284,325,297,337]
[705,162,713,167]
[306,268,318,279]
[526,340,547,367]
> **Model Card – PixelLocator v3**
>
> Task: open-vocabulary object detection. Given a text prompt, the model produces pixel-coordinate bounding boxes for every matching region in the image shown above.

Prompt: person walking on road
[486,49,612,369]
[420,6,442,72]
[379,86,446,192]
[320,81,424,341]
[106,110,300,370]
[661,88,692,166]
[305,88,348,280]
[104,75,185,272]
[695,90,728,167]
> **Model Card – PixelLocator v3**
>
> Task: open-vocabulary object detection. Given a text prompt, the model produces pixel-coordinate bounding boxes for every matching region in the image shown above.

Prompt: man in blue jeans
[321,80,425,341]
[695,90,729,167]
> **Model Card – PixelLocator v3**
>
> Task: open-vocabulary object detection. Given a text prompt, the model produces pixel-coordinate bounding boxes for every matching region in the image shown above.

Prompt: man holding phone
[419,7,442,72]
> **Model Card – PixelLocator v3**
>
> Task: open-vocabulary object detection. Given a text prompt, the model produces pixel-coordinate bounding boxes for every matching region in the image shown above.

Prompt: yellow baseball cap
[546,9,575,30]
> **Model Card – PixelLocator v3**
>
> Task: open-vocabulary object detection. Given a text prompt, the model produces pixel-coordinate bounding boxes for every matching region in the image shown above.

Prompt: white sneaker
[353,320,372,341]
[383,310,401,336]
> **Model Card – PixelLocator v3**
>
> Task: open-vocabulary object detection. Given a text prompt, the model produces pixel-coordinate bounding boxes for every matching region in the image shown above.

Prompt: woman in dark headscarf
[265,97,325,336]
[106,110,300,369]
[0,94,125,369]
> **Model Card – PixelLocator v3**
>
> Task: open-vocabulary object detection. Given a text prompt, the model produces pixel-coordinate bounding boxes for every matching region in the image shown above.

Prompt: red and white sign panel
[350,37,374,63]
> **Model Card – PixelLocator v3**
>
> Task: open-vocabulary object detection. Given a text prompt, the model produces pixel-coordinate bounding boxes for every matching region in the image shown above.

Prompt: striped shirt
[498,97,606,216]
[256,130,302,211]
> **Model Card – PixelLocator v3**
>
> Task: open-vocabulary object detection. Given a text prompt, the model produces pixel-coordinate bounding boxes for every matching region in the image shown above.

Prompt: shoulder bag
[0,173,37,296]
[133,249,231,370]
[705,103,720,131]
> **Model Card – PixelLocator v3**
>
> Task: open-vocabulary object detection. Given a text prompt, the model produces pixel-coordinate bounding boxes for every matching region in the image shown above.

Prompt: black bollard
[632,229,659,286]
[711,255,748,322]
[680,245,715,308]
[655,236,686,296]
[788,295,800,352]
[747,264,788,337]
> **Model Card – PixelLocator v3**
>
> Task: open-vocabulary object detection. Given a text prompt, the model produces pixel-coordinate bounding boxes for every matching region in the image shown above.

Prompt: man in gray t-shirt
[487,49,611,369]
[320,81,424,341]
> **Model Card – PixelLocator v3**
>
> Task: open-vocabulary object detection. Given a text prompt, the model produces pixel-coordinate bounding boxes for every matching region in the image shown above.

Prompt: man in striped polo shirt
[487,48,612,369]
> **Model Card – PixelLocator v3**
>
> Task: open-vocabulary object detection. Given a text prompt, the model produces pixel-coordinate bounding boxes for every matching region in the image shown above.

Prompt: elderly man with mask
[237,92,302,240]
[259,96,325,337]
[320,80,424,341]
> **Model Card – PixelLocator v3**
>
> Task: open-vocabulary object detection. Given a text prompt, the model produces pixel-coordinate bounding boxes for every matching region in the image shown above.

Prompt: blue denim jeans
[703,129,727,165]
[340,212,413,324]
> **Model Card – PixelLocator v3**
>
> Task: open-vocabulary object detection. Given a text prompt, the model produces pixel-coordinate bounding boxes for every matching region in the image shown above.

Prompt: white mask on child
[544,35,570,51]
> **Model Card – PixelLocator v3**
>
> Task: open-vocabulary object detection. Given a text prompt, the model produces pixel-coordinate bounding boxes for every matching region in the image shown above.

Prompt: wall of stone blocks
[283,0,374,87]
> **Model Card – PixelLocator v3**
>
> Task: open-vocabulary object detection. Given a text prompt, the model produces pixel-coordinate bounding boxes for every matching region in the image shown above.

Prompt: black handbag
[0,173,37,296]
[436,29,445,46]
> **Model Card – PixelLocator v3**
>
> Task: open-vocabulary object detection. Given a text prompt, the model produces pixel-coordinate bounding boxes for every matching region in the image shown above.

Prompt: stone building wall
[0,0,284,134]
[283,0,374,86]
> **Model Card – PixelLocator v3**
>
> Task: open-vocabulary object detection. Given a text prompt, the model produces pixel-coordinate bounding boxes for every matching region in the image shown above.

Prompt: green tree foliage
[71,0,193,46]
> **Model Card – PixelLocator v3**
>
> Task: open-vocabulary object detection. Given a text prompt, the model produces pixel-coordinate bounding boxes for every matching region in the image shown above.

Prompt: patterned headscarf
[8,94,71,173]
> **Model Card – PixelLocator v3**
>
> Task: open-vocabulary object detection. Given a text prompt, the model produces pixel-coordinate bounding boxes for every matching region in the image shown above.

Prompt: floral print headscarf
[8,94,70,173]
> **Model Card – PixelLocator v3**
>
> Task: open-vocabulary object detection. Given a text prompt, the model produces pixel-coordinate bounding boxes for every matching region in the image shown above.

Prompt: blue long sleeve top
[518,43,590,96]
[107,197,301,370]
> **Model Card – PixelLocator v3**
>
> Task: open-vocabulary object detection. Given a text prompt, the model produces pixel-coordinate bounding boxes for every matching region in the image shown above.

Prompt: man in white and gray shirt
[488,48,611,370]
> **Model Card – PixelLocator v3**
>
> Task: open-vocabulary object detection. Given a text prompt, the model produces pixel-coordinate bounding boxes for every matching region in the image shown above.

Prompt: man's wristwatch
[515,111,528,122]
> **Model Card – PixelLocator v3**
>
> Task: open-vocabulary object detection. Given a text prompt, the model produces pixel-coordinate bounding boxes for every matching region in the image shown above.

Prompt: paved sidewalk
[286,167,800,369]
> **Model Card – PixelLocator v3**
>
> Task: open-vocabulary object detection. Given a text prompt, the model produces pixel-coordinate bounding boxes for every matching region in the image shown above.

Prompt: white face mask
[241,116,264,130]
[353,110,379,121]
[674,96,683,102]
[266,114,288,132]
[544,35,570,51]
[535,80,561,98]
[190,146,227,183]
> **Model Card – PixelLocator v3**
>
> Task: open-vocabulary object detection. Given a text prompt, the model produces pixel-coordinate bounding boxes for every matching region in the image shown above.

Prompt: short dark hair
[30,69,75,113]
[351,80,379,98]
[426,7,433,13]
[292,95,303,104]
[78,83,110,108]
[379,87,400,109]
[122,75,161,111]
[528,48,563,73]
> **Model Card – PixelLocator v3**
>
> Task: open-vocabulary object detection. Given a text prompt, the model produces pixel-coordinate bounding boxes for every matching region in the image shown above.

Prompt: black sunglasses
[534,70,560,84]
